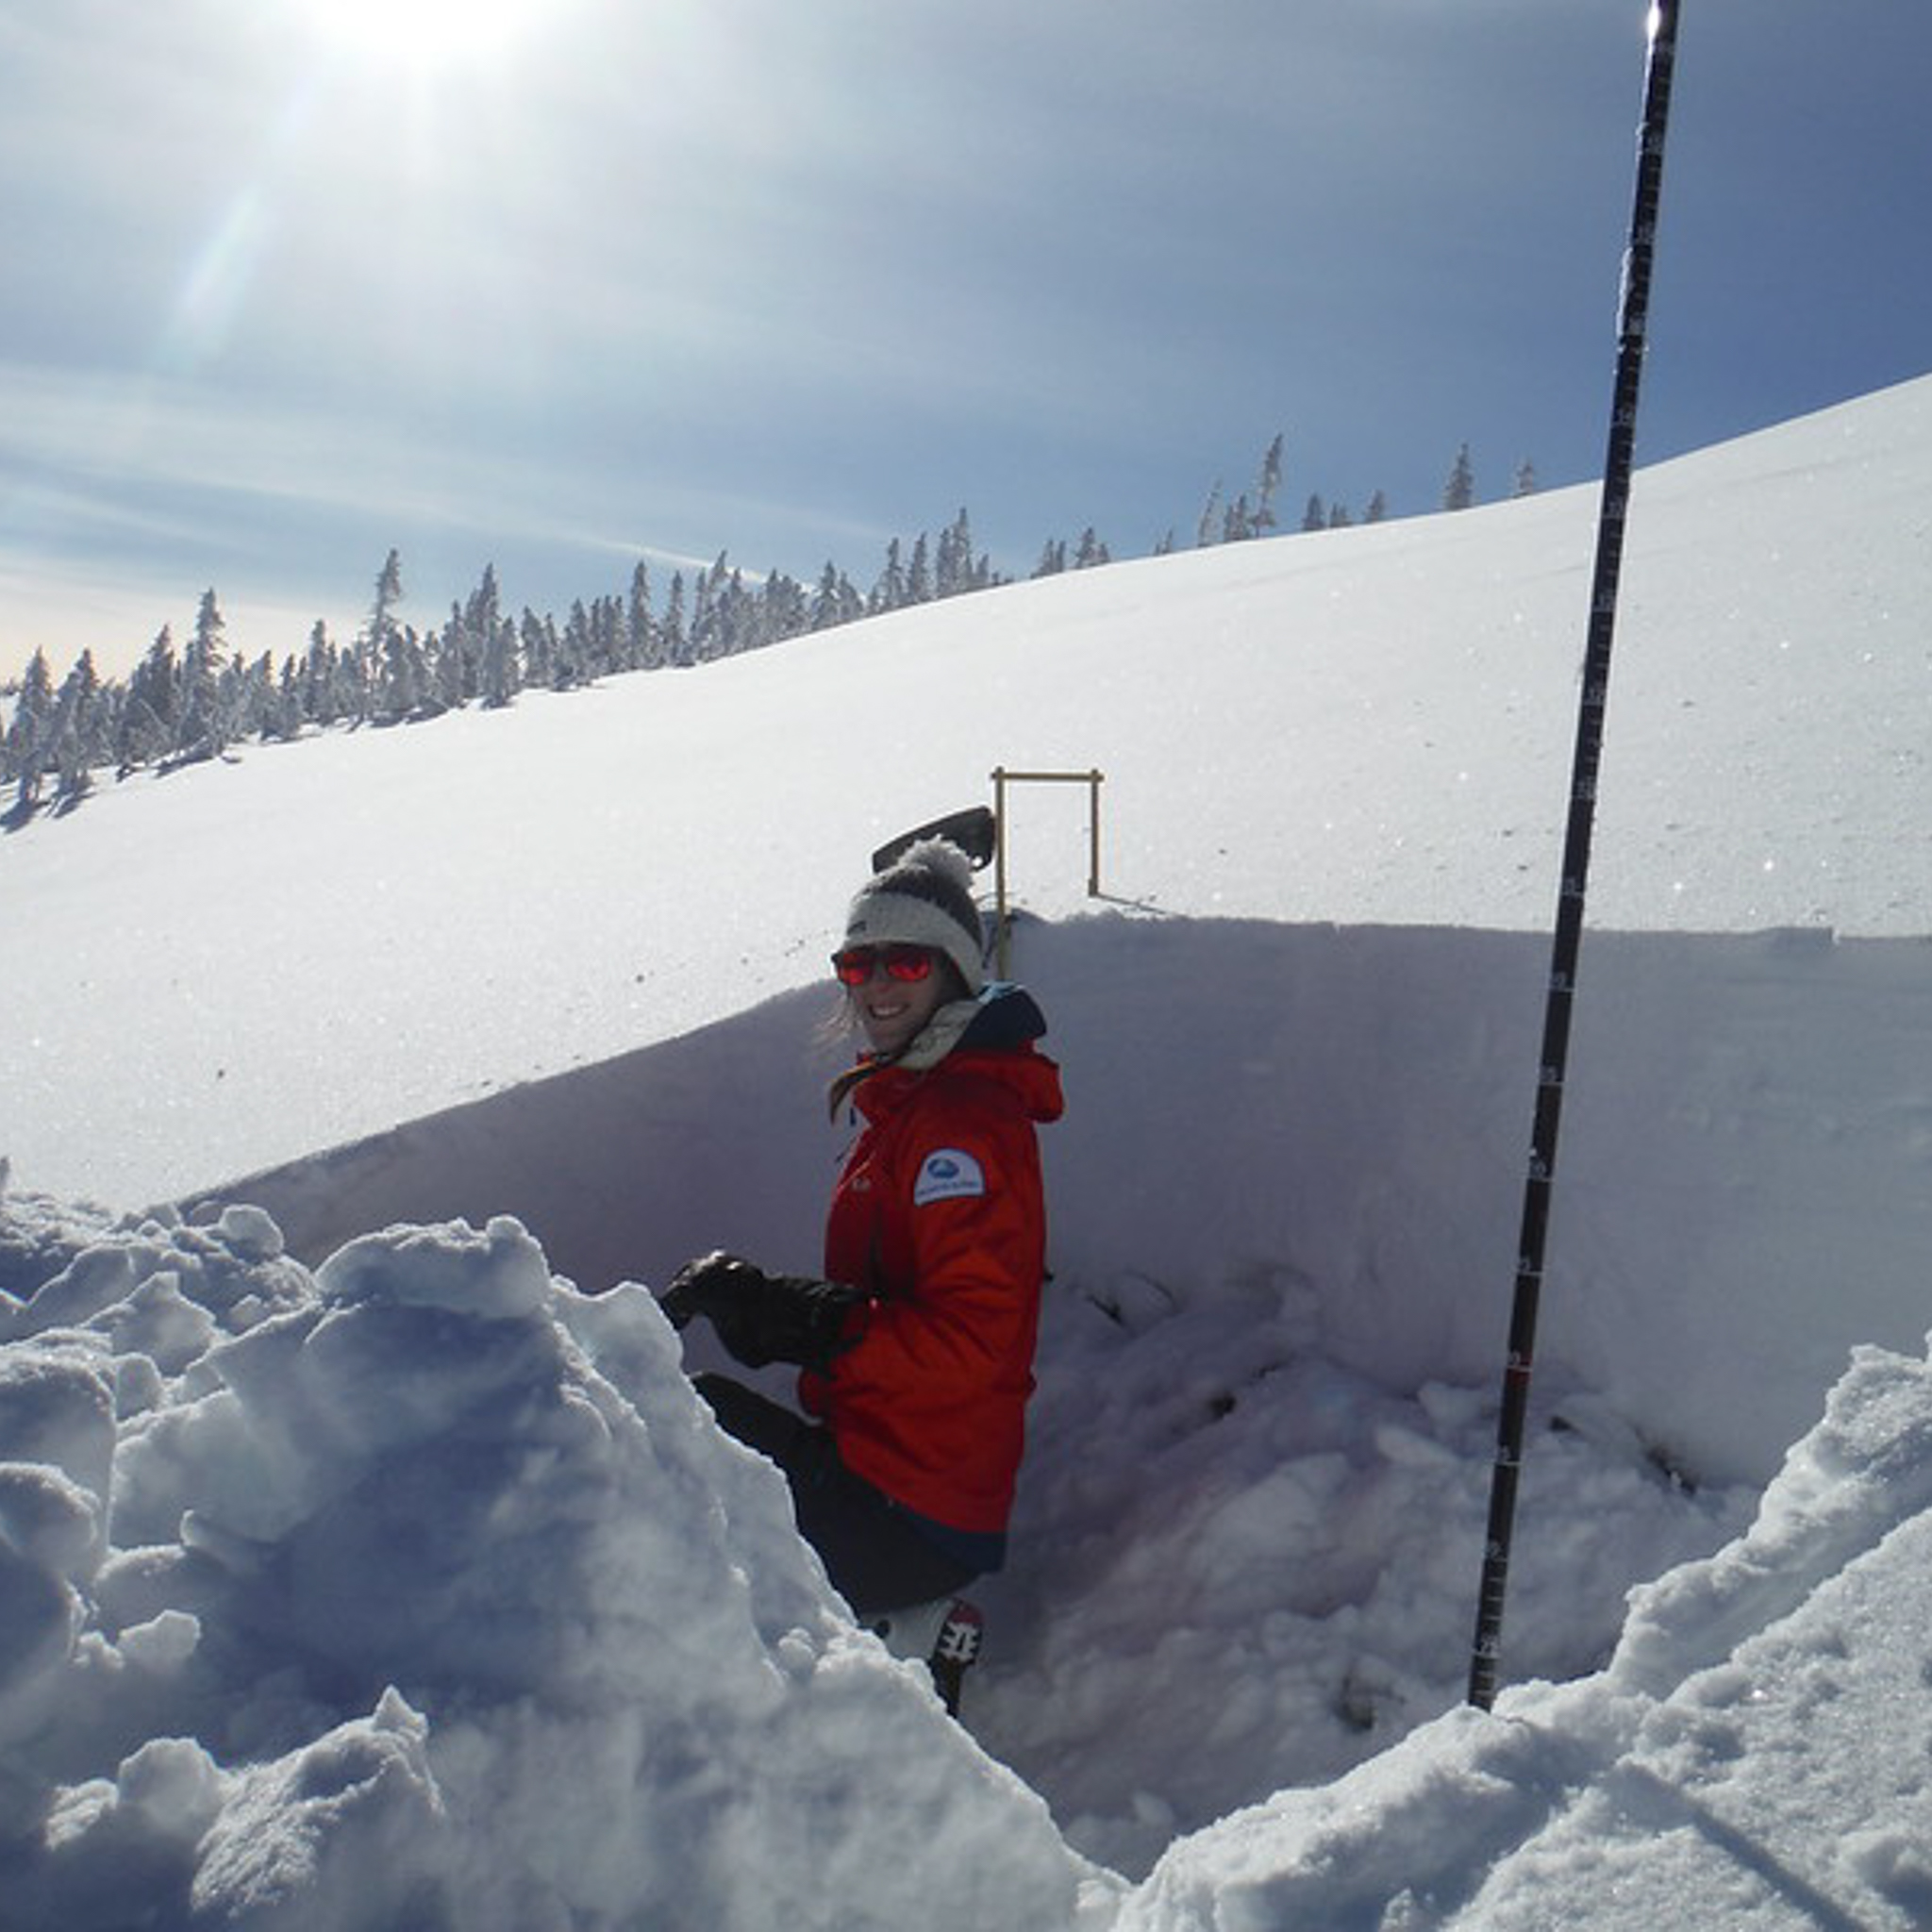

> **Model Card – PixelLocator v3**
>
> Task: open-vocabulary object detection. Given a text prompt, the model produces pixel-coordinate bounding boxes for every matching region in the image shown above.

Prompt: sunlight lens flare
[292,0,549,71]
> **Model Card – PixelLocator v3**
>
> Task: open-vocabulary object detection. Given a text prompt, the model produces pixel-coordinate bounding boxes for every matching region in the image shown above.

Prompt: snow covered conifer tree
[363,551,418,719]
[371,548,403,638]
[1196,480,1224,548]
[231,649,279,741]
[935,508,976,597]
[484,610,518,705]
[760,569,806,643]
[1442,443,1476,510]
[118,627,178,771]
[178,589,229,759]
[429,604,465,710]
[716,564,756,655]
[1255,432,1285,534]
[380,625,428,721]
[627,560,657,670]
[275,654,304,737]
[689,567,717,663]
[302,622,339,725]
[661,575,688,667]
[591,593,625,675]
[519,609,554,686]
[870,538,907,615]
[555,600,591,687]
[2,646,55,804]
[469,565,517,706]
[48,649,108,802]
[906,533,933,605]
[716,558,748,656]
[331,627,368,724]
[810,562,846,631]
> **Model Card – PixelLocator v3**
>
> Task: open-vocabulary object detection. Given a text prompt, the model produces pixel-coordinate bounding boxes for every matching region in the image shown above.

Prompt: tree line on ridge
[2,437,1529,824]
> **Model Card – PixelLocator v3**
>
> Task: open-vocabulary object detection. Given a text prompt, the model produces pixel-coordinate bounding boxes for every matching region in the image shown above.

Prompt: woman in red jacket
[662,837,1063,1622]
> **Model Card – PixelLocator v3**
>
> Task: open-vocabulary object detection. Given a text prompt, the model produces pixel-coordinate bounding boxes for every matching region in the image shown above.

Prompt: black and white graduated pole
[1467,0,1687,1713]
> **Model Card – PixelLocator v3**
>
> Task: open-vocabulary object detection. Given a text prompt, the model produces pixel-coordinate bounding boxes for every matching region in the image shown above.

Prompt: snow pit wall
[191,915,1932,1493]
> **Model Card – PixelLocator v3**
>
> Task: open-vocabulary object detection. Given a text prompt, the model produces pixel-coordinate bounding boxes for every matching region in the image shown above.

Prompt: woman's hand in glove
[660,1251,865,1371]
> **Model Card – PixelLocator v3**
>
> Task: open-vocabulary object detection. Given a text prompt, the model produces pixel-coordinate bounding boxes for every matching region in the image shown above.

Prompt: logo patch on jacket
[913,1148,986,1207]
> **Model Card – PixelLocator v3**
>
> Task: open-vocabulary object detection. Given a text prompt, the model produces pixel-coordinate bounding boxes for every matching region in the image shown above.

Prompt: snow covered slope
[2,375,1930,1926]
[3,376,1926,1212]
[1120,1338,1932,1929]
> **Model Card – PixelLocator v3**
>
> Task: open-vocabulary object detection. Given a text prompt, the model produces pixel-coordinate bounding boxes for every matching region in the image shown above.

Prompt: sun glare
[293,0,548,72]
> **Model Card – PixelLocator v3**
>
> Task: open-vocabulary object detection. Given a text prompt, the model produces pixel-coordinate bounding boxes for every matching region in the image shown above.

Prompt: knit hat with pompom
[842,837,986,994]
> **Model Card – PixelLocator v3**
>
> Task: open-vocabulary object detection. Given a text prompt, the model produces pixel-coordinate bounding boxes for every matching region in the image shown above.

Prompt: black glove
[660,1251,865,1372]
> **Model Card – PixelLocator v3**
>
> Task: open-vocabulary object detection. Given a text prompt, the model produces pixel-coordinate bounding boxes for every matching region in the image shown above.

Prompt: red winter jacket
[799,990,1063,1537]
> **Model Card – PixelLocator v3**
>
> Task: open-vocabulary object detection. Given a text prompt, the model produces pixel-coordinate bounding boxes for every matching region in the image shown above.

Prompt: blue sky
[2,0,1927,682]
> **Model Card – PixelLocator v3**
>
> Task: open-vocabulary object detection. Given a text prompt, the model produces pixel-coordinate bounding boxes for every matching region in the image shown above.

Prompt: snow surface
[2,374,1930,1926]
[4,375,1928,1212]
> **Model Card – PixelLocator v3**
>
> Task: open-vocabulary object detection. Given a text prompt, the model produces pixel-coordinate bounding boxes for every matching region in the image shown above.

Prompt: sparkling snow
[2,375,1930,1927]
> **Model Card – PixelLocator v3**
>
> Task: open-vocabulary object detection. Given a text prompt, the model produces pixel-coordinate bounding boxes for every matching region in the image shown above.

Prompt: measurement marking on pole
[1467,0,1686,1714]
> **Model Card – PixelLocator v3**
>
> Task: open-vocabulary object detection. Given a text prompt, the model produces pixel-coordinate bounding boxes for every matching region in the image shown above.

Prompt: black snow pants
[692,1373,978,1617]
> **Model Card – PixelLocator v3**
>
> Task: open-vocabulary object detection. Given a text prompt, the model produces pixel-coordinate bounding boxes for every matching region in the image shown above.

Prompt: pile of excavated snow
[0,1203,1108,1930]
[1123,1338,1932,1930]
[7,1181,1932,1927]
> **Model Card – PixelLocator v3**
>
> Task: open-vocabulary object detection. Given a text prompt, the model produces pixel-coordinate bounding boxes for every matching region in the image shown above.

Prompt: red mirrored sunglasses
[831,943,935,987]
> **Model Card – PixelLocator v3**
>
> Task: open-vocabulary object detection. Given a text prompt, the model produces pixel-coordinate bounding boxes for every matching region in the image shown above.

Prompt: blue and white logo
[913,1148,986,1207]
